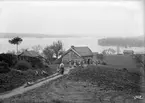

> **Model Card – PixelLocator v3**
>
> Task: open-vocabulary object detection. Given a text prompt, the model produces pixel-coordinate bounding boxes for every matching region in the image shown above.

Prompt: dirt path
[0,67,73,100]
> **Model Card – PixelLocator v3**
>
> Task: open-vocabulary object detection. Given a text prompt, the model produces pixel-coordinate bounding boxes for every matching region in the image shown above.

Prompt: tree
[50,40,64,59]
[43,46,54,64]
[108,48,116,54]
[7,50,16,55]
[32,45,43,54]
[97,53,104,61]
[8,37,23,55]
[18,48,29,54]
[134,54,145,84]
[42,40,65,64]
[134,54,144,67]
[102,48,116,55]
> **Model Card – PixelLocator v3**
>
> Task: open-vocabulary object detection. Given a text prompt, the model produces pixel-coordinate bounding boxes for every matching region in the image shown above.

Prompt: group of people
[57,59,98,75]
[57,61,83,75]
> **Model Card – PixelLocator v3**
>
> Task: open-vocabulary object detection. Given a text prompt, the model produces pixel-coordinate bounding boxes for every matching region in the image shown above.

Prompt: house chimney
[71,45,75,48]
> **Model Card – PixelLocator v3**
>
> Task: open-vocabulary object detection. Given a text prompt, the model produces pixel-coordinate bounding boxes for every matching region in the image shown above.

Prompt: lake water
[0,37,144,54]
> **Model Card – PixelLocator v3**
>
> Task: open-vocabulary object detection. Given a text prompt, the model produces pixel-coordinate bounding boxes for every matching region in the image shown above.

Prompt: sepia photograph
[0,0,144,103]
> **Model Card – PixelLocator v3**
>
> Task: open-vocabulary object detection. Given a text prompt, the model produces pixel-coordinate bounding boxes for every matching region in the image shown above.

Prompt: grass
[67,65,141,94]
[1,75,69,103]
[51,99,71,103]
[0,63,64,94]
[0,65,55,93]
[103,55,139,72]
[0,99,71,103]
[1,65,142,103]
[48,64,59,73]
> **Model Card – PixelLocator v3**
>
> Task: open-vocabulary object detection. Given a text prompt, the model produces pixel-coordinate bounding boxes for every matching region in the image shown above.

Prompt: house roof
[72,46,93,57]
[123,50,134,52]
[61,46,93,59]
[19,50,40,57]
[123,50,134,53]
[92,52,98,55]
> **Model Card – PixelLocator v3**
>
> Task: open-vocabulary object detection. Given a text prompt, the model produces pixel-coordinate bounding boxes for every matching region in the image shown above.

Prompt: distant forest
[98,37,144,47]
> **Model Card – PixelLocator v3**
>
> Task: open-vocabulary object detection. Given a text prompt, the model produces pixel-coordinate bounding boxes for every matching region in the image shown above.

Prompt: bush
[0,53,17,67]
[15,60,32,71]
[122,68,128,72]
[28,57,44,68]
[102,61,107,65]
[0,62,55,93]
[0,61,10,73]
[0,70,26,93]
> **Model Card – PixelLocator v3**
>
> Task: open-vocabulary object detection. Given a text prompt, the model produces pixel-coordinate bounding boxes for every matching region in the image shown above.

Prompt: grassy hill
[103,55,139,73]
[68,65,141,93]
[2,65,142,103]
[0,66,55,93]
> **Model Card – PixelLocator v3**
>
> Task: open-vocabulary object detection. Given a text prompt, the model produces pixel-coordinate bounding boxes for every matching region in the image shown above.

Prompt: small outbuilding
[123,50,134,55]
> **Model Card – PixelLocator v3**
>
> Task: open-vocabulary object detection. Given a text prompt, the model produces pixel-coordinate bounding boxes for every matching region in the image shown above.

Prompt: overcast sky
[0,1,144,38]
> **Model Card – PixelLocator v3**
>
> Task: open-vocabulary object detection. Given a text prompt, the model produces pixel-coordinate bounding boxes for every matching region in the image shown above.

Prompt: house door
[69,61,71,67]
[87,59,90,64]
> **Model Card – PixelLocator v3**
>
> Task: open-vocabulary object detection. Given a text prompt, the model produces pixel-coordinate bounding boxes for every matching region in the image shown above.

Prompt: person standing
[80,61,84,68]
[59,62,64,75]
[74,62,77,67]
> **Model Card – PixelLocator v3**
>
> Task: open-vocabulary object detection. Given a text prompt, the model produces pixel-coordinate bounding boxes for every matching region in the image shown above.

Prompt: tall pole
[116,45,120,54]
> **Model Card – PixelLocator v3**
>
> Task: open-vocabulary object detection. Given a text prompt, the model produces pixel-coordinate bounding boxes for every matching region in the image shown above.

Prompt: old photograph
[0,0,144,103]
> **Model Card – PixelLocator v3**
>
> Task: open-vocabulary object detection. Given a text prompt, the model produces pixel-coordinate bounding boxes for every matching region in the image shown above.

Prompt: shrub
[51,99,70,103]
[102,61,107,65]
[0,62,54,93]
[0,53,17,67]
[0,70,26,93]
[28,57,44,68]
[122,68,128,72]
[15,60,32,71]
[0,61,10,73]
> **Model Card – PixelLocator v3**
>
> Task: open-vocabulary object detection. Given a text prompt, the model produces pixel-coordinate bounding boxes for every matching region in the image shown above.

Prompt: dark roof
[19,50,40,57]
[123,50,134,52]
[92,52,98,55]
[72,46,93,57]
[61,46,93,58]
[123,50,134,54]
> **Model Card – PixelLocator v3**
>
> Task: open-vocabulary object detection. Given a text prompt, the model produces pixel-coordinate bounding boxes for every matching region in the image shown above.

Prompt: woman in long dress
[59,62,64,75]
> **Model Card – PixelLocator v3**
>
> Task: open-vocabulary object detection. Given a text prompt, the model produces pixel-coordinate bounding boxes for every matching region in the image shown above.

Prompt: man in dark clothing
[59,63,64,75]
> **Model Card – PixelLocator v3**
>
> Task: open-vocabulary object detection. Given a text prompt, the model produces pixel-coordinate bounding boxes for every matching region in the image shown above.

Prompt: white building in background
[123,50,134,55]
[116,46,120,54]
